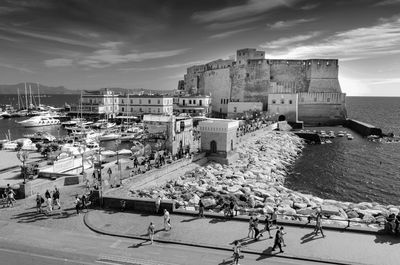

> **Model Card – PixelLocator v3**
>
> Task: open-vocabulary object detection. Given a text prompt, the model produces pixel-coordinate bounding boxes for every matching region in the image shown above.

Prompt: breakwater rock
[128,131,399,228]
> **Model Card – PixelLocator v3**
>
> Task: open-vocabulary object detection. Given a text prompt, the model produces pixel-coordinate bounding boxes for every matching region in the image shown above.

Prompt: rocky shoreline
[127,131,398,228]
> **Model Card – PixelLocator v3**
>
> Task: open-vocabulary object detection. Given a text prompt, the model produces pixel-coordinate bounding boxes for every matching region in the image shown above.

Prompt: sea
[0,95,399,205]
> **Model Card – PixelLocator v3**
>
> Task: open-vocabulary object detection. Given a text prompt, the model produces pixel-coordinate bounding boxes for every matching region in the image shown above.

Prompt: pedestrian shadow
[300,231,322,244]
[181,217,199,223]
[256,247,274,261]
[374,233,400,245]
[11,211,49,223]
[209,218,229,224]
[128,240,150,248]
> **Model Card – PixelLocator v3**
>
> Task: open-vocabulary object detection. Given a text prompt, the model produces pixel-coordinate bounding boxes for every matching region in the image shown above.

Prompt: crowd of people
[35,186,61,214]
[1,184,16,207]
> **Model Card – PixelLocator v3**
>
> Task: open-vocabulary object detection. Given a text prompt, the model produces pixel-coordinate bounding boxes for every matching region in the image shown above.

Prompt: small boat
[131,141,144,152]
[347,134,354,140]
[0,111,12,119]
[117,149,132,156]
[18,115,61,127]
[23,132,56,143]
[99,132,121,141]
[102,150,117,157]
[337,131,345,137]
[3,141,18,150]
[119,132,137,142]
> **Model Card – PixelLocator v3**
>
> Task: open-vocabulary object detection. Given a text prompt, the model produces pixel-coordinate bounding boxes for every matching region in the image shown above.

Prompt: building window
[158,99,160,104]
[199,100,202,106]
[122,107,124,112]
[234,107,237,113]
[301,98,304,102]
[131,108,133,112]
[139,99,142,104]
[139,108,142,112]
[289,100,292,104]
[121,99,124,104]
[148,108,151,112]
[130,99,133,104]
[281,99,285,104]
[220,108,222,113]
[272,100,276,104]
[221,99,223,104]
[158,108,160,113]
[193,100,196,104]
[183,99,186,106]
[148,99,151,104]
[189,100,192,104]
[314,97,317,102]
[246,73,250,78]
[327,98,331,102]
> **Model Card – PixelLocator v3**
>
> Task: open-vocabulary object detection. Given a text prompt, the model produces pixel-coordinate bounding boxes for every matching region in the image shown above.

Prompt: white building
[119,94,173,116]
[227,102,263,119]
[173,95,211,117]
[69,88,119,119]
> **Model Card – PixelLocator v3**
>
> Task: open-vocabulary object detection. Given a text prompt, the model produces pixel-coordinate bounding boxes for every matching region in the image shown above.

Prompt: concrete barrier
[345,119,382,137]
[103,195,175,213]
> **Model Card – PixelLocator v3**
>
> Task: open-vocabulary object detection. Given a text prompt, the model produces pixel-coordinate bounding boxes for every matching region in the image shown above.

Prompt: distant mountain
[0,83,177,95]
[0,83,78,95]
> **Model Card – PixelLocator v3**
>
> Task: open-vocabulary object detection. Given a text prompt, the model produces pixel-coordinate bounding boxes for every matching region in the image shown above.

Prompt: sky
[0,0,399,96]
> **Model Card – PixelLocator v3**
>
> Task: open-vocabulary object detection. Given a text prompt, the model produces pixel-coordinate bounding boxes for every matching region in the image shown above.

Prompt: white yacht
[99,132,121,141]
[18,115,61,128]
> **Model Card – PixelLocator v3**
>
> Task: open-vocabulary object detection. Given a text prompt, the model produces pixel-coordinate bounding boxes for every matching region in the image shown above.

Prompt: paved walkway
[85,210,400,265]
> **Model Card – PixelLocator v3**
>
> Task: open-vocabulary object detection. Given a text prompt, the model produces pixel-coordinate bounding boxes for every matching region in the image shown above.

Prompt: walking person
[75,195,81,215]
[247,217,254,238]
[254,217,263,240]
[314,212,325,237]
[155,195,161,214]
[7,188,16,207]
[53,186,61,210]
[45,189,52,212]
[272,226,284,253]
[232,240,242,265]
[35,193,44,213]
[148,222,155,244]
[163,209,172,230]
[263,214,273,238]
[271,208,278,228]
[198,199,204,218]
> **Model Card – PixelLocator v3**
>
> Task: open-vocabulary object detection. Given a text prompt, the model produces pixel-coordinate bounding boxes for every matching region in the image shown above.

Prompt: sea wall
[127,130,398,228]
[345,119,383,137]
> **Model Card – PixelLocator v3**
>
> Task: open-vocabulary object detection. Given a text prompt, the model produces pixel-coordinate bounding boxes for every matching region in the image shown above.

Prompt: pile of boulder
[127,131,399,228]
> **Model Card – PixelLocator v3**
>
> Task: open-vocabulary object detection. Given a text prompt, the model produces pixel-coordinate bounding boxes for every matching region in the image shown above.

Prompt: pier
[345,119,382,137]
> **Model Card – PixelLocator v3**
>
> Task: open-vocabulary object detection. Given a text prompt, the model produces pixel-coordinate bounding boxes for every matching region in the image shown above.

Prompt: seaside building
[198,118,239,164]
[143,114,193,156]
[119,94,173,117]
[173,94,212,117]
[69,88,119,119]
[227,101,263,119]
[180,48,347,125]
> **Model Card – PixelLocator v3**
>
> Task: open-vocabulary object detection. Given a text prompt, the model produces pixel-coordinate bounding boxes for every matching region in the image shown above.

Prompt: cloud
[192,0,298,23]
[78,42,188,68]
[367,78,400,85]
[260,16,400,60]
[0,27,97,48]
[267,18,316,29]
[206,16,265,30]
[44,58,73,67]
[260,32,320,49]
[208,27,254,39]
[0,62,33,73]
[300,3,320,10]
[119,60,208,72]
[375,0,400,6]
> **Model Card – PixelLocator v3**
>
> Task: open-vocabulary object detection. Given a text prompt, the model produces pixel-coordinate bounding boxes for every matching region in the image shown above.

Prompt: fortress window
[234,107,237,113]
[158,99,160,104]
[139,99,142,104]
[289,100,293,104]
[130,99,133,104]
[148,99,151,104]
[239,61,241,64]
[139,108,142,112]
[272,100,276,104]
[281,99,285,104]
[246,73,250,78]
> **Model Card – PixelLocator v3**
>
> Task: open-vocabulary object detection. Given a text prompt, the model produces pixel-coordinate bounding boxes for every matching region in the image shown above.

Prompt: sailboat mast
[24,83,28,110]
[29,84,33,109]
[37,83,41,107]
[17,88,20,110]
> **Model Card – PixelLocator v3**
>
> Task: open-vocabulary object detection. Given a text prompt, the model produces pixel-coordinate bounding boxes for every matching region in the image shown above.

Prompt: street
[0,220,328,265]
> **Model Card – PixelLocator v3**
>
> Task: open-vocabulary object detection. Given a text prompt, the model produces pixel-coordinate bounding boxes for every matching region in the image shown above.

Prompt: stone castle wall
[182,49,346,125]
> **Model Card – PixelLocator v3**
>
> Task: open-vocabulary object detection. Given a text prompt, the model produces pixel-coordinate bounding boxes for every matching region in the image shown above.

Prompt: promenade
[85,210,400,265]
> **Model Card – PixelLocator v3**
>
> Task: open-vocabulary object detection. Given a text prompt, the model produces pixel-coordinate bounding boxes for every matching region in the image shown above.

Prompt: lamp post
[115,139,122,186]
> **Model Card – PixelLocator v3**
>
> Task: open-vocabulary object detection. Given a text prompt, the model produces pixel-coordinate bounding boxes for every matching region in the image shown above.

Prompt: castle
[180,48,347,126]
